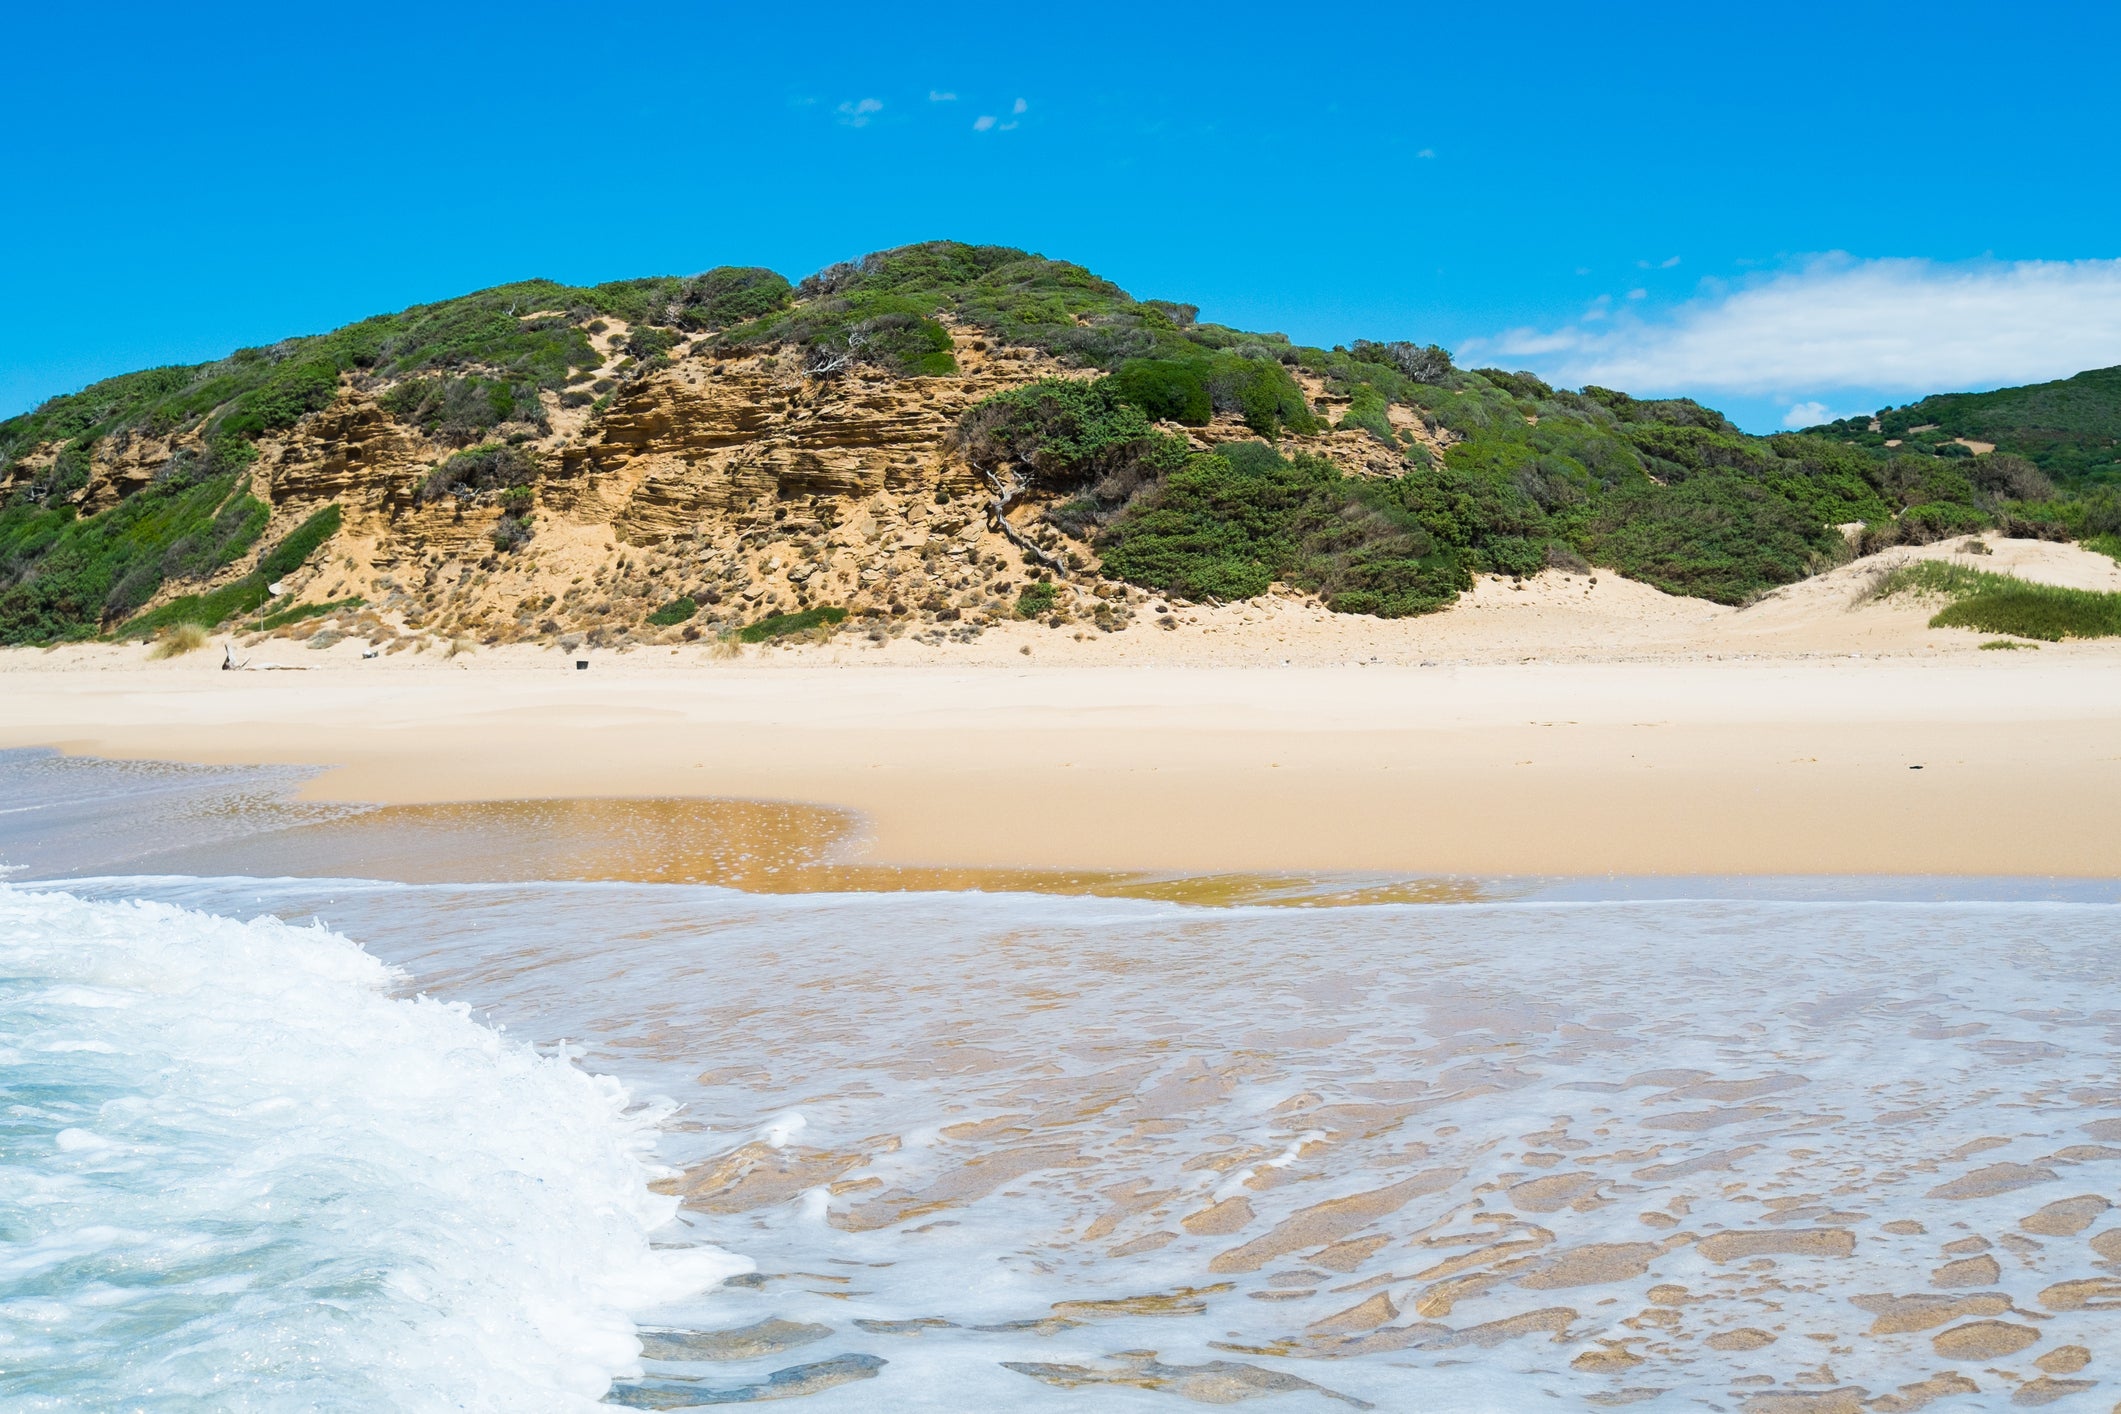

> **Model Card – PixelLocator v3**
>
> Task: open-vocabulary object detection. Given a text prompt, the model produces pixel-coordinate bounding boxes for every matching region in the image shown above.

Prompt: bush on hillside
[674,267,793,330]
[417,443,541,504]
[382,375,547,443]
[955,378,1189,503]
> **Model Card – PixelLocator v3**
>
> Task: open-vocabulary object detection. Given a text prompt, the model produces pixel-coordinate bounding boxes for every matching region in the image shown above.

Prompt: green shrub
[1207,355,1319,437]
[418,444,540,503]
[1099,443,1467,614]
[1110,359,1212,425]
[1338,386,1398,446]
[624,325,679,364]
[1350,340,1453,383]
[381,374,547,443]
[674,267,794,329]
[848,313,957,377]
[738,606,847,642]
[1582,474,1837,604]
[956,378,1189,500]
[647,596,698,626]
[1015,582,1058,617]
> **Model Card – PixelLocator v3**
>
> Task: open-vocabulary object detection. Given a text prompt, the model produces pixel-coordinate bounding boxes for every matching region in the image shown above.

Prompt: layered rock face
[24,323,1431,652]
[171,336,1124,650]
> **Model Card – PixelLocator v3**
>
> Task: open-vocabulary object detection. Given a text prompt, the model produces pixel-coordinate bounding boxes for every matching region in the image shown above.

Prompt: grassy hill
[4,242,2119,647]
[1802,365,2121,488]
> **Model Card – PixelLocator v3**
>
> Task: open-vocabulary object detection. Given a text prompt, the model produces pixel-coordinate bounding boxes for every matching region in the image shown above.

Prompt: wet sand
[3,657,2120,876]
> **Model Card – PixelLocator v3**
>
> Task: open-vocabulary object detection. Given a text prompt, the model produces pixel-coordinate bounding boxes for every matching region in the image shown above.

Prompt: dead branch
[975,465,1067,574]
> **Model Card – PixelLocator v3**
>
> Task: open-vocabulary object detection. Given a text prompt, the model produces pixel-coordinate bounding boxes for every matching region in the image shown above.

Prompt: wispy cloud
[929,90,957,102]
[836,97,883,127]
[1469,255,2121,395]
[974,98,1029,133]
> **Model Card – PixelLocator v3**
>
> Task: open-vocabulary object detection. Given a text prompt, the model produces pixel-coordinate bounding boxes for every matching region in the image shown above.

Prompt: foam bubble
[0,887,746,1411]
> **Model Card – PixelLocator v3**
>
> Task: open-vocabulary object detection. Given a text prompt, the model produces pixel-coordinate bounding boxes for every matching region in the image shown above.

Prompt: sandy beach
[6,539,2121,877]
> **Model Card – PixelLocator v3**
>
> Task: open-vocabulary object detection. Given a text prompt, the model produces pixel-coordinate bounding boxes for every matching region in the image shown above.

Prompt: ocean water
[5,750,2121,1411]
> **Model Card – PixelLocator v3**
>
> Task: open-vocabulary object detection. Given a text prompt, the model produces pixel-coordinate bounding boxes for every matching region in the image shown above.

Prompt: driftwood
[974,466,1067,574]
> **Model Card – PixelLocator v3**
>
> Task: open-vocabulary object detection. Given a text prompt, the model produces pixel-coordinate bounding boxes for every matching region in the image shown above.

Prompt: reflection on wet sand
[135,795,1500,908]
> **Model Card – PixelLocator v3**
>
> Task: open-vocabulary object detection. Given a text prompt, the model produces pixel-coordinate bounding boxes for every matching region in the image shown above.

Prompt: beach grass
[147,623,211,658]
[1873,559,2121,640]
[256,596,365,632]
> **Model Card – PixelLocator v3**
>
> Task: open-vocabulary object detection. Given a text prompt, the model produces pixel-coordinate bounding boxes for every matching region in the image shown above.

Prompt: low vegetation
[0,473,269,642]
[121,505,344,638]
[148,622,210,658]
[1014,582,1058,618]
[647,596,698,626]
[256,595,364,631]
[738,606,846,642]
[1872,559,2121,641]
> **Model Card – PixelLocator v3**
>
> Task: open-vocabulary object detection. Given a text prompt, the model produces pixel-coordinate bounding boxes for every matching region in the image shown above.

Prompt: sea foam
[0,887,746,1411]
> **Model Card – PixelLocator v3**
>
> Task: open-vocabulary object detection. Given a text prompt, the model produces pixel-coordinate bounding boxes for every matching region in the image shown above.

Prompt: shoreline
[4,654,2120,877]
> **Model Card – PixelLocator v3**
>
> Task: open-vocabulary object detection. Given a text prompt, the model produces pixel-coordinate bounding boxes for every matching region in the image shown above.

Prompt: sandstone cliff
[14,314,1443,655]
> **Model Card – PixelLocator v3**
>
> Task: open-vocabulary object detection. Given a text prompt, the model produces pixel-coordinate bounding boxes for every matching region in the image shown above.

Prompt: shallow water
[6,750,2121,1410]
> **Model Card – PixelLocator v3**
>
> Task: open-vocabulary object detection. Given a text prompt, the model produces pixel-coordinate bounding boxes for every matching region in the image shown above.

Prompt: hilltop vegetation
[959,350,2088,613]
[1803,365,2121,489]
[5,240,2121,646]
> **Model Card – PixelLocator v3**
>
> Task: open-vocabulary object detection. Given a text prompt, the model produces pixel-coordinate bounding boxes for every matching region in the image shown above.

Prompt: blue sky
[5,1,2118,431]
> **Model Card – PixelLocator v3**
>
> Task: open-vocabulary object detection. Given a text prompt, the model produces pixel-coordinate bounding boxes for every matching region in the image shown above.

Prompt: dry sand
[6,535,2120,877]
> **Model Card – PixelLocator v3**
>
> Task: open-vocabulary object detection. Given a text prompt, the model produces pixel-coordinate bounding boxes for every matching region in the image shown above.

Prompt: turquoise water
[0,887,743,1411]
[5,750,2121,1411]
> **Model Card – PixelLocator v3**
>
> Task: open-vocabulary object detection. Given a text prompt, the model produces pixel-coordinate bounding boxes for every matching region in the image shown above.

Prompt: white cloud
[1012,97,1028,114]
[1781,400,1837,428]
[836,97,883,127]
[1471,255,2121,395]
[972,114,996,131]
[929,90,957,102]
[1417,148,1435,158]
[1626,288,1647,300]
[1660,255,1681,269]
